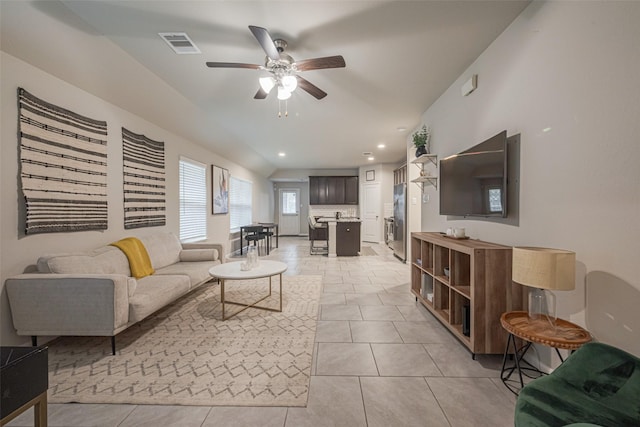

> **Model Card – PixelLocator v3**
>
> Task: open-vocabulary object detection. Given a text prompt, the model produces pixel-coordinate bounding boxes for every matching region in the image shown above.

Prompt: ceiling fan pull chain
[285,100,288,117]
[278,100,282,118]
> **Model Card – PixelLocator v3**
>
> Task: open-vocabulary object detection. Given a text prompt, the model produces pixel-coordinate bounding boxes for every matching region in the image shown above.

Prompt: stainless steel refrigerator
[390,183,407,262]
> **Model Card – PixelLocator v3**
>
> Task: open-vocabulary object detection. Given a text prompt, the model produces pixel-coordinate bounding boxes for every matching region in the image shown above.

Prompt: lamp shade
[512,247,576,291]
[282,75,298,92]
[259,76,275,93]
[277,86,291,100]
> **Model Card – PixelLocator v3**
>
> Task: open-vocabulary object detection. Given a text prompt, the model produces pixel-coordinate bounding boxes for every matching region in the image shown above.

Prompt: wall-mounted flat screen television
[439,130,508,217]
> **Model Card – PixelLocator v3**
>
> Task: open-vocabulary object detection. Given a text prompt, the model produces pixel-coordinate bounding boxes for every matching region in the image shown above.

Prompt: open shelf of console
[410,232,524,355]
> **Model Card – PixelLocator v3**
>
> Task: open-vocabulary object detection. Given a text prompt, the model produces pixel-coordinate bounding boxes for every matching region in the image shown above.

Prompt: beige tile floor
[8,237,517,427]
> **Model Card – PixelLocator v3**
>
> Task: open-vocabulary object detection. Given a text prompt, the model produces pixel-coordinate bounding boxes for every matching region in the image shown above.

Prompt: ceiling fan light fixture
[206,26,344,103]
[277,86,291,100]
[259,76,275,93]
[282,75,298,92]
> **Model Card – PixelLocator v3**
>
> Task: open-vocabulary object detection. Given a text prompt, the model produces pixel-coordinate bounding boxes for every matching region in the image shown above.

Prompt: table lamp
[512,247,576,328]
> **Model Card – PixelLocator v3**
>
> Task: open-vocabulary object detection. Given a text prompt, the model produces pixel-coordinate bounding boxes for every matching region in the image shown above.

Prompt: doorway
[361,183,381,243]
[278,188,301,235]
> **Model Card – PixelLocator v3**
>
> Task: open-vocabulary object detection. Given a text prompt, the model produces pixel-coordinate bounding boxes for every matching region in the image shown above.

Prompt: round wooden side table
[499,311,592,394]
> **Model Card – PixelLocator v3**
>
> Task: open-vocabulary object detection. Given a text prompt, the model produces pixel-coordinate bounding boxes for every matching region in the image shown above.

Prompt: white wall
[0,53,273,345]
[417,1,640,358]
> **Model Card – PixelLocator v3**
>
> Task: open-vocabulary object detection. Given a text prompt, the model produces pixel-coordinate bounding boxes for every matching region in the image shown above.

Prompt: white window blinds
[230,176,252,231]
[179,157,207,241]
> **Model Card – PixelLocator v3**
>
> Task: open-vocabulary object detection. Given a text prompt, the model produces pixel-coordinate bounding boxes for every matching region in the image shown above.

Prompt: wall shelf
[411,176,438,190]
[411,154,438,167]
[411,155,437,191]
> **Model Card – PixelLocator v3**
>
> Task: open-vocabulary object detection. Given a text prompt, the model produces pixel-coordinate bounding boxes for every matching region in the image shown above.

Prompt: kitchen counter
[316,218,361,256]
[317,217,362,223]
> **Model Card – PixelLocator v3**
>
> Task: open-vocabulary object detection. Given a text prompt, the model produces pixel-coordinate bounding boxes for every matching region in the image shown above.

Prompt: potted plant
[412,125,431,157]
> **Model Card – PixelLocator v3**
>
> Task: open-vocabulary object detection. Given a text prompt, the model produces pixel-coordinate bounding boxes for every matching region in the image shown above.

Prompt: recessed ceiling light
[396,127,407,132]
[377,144,385,149]
[368,156,374,161]
[278,152,286,157]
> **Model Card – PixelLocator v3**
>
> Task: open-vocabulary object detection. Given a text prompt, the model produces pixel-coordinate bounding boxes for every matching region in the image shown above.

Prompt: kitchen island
[316,217,361,257]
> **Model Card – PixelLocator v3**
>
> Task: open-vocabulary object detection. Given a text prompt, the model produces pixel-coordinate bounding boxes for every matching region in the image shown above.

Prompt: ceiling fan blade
[248,25,280,61]
[296,76,327,100]
[206,62,261,69]
[295,55,346,71]
[254,87,268,99]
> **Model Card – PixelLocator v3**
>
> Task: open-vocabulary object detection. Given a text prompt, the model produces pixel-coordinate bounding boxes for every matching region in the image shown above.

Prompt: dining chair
[244,225,267,255]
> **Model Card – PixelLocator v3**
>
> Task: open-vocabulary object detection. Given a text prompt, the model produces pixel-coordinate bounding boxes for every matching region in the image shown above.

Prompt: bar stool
[308,216,328,255]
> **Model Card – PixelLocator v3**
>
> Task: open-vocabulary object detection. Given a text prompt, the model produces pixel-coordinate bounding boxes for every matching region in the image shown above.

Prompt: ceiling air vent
[362,152,373,157]
[159,32,201,54]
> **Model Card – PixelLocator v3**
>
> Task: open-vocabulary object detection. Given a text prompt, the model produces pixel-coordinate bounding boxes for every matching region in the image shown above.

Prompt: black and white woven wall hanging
[18,88,108,234]
[122,127,166,229]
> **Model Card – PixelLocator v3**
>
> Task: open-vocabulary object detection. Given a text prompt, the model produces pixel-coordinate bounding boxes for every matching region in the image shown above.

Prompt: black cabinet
[344,176,359,204]
[336,222,361,256]
[1,346,48,425]
[309,176,358,205]
[327,177,345,204]
[309,176,323,205]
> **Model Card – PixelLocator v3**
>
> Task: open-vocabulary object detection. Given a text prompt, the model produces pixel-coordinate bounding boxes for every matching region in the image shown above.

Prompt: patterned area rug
[47,275,322,407]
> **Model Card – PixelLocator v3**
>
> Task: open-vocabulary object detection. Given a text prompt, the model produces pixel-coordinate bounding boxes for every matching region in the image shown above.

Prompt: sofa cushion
[128,274,190,323]
[179,249,219,262]
[126,277,137,297]
[154,261,218,288]
[138,233,182,270]
[37,246,130,276]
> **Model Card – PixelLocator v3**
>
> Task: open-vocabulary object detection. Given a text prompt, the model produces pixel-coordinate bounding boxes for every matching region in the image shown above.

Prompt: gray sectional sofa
[5,232,223,354]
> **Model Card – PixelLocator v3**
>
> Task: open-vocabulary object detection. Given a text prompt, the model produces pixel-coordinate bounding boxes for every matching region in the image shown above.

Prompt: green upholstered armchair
[515,342,640,427]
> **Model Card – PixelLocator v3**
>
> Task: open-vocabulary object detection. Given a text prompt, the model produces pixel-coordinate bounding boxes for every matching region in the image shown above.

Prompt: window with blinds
[281,190,298,214]
[230,176,252,231]
[179,157,207,241]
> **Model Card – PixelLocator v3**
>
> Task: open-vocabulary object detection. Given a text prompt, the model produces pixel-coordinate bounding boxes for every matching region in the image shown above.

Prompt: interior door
[278,188,300,235]
[361,183,381,243]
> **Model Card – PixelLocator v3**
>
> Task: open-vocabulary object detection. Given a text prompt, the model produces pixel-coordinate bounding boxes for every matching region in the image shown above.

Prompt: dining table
[240,223,279,255]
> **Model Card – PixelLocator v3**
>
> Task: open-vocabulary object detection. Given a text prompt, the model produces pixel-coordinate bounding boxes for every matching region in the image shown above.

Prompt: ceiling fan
[206,25,345,100]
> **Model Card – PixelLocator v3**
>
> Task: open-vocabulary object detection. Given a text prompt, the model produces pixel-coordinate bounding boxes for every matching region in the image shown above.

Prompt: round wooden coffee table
[500,311,592,394]
[209,260,287,320]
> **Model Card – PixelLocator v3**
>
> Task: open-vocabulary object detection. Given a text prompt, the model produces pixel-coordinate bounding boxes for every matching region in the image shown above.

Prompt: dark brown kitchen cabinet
[309,176,358,205]
[336,222,361,256]
[327,177,345,204]
[308,176,325,205]
[344,177,359,204]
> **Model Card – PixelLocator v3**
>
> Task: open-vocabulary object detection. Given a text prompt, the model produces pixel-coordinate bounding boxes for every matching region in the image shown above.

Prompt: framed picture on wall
[366,170,375,181]
[212,165,229,214]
